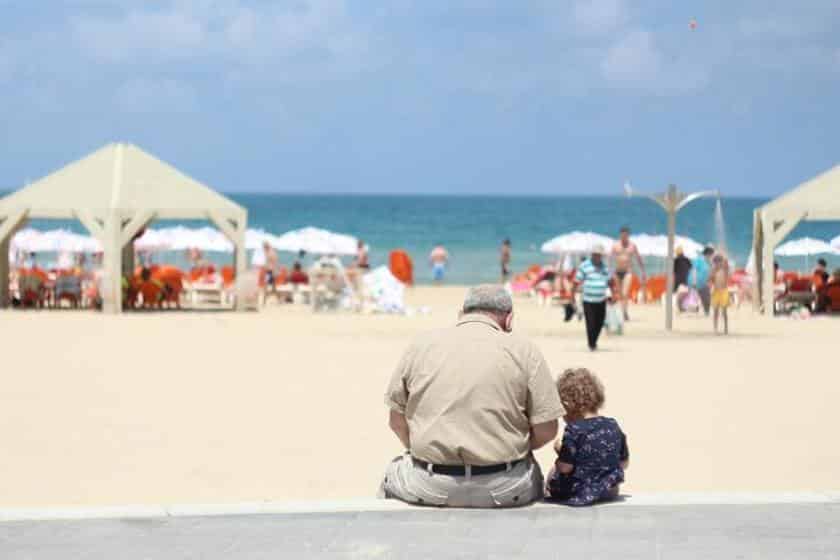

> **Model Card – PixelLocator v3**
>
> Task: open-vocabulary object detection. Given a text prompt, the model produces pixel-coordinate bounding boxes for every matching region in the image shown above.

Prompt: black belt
[412,457,524,476]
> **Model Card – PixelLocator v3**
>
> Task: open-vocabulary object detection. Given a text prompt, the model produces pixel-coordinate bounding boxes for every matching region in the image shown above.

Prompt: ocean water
[24,195,840,284]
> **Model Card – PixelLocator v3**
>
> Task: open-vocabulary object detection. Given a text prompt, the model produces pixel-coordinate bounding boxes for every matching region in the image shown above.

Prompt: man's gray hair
[462,284,513,315]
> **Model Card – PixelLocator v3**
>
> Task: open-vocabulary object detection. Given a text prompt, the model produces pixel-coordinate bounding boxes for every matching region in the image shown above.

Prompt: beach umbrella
[245,228,283,251]
[831,235,840,254]
[11,228,101,253]
[774,237,833,257]
[138,226,233,252]
[631,234,704,258]
[774,237,833,270]
[540,232,615,254]
[273,227,359,256]
[133,228,172,251]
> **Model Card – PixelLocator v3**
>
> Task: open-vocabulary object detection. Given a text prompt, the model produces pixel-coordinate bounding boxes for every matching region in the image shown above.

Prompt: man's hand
[530,419,558,450]
[389,409,410,450]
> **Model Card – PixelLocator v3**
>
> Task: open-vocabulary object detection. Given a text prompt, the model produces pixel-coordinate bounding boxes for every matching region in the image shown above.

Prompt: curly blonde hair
[556,368,605,415]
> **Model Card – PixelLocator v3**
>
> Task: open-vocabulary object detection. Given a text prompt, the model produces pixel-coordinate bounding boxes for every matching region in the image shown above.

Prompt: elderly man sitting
[380,285,564,508]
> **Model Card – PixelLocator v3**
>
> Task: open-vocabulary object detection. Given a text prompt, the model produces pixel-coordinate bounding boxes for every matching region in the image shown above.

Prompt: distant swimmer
[429,245,449,283]
[609,226,646,321]
[500,238,512,283]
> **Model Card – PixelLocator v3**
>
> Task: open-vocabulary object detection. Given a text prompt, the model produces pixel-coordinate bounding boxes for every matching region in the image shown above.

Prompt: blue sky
[1,0,839,196]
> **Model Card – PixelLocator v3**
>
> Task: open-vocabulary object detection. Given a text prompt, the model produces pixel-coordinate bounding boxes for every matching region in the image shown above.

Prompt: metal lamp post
[624,183,720,331]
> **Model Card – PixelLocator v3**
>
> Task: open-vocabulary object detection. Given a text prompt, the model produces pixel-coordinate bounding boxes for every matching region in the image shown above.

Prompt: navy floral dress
[547,416,629,506]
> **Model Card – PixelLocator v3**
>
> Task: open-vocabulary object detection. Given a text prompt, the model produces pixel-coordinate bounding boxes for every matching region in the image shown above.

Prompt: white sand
[1,286,838,507]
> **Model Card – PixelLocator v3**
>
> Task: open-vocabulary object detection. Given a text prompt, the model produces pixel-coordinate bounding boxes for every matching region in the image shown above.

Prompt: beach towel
[363,266,405,313]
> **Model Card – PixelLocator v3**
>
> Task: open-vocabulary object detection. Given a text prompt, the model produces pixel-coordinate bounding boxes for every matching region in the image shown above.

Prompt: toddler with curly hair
[546,368,629,506]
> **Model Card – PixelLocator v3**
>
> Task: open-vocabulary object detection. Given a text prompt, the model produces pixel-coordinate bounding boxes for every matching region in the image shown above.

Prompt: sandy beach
[1,286,838,508]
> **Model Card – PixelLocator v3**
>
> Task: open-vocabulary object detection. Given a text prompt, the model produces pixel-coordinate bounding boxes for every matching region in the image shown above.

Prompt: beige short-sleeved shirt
[385,313,564,466]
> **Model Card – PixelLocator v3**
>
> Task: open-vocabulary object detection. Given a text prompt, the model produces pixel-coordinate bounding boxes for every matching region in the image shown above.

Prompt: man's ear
[504,311,514,332]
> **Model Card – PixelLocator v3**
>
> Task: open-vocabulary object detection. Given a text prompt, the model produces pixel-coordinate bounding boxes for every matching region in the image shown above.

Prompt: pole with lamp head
[624,182,720,331]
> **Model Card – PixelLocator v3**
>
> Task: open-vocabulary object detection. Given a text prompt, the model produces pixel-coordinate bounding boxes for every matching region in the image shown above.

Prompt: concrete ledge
[1,492,839,523]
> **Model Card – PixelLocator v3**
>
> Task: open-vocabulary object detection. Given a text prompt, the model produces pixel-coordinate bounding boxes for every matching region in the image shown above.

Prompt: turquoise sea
[25,195,840,284]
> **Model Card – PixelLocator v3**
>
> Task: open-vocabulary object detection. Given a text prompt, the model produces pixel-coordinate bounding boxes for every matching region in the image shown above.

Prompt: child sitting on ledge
[546,368,629,506]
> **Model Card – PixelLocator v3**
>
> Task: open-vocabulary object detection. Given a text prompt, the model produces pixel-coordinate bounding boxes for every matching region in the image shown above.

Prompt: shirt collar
[457,312,503,331]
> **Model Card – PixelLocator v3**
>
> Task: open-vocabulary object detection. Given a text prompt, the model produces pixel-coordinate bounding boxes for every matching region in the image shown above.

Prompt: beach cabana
[0,143,248,313]
[752,164,840,314]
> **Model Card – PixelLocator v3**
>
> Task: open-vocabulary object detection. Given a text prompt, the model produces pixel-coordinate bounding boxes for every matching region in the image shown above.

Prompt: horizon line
[0,188,769,201]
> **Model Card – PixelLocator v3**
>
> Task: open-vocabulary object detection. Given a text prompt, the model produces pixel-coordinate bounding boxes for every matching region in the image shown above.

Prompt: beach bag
[682,289,700,312]
[605,303,623,335]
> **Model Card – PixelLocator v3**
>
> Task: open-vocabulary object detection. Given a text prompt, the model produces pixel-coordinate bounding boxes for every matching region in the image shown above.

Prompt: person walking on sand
[429,245,449,283]
[500,239,512,283]
[692,246,714,316]
[609,227,646,321]
[710,254,730,335]
[575,245,611,351]
[380,285,564,508]
[262,241,279,286]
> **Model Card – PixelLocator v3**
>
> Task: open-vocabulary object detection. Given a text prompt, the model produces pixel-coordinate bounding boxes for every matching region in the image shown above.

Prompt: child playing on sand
[710,254,730,335]
[546,368,629,506]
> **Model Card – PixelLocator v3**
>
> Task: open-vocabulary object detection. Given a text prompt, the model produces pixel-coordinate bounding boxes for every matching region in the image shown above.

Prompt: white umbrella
[133,228,171,251]
[775,237,833,270]
[774,237,833,257]
[631,234,704,258]
[540,232,615,254]
[135,227,277,252]
[11,228,101,253]
[829,235,840,254]
[245,228,282,251]
[137,226,233,252]
[273,227,359,256]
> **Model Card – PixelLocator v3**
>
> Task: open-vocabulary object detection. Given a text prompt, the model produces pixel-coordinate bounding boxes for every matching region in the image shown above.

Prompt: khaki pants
[379,454,544,508]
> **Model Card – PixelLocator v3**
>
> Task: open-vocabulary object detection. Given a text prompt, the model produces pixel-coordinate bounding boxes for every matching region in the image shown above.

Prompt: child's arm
[554,428,577,474]
[555,460,574,474]
[620,430,630,470]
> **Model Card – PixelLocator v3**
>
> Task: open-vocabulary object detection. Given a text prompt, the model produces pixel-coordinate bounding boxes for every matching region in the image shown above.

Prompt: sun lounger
[18,273,47,308]
[54,274,82,308]
[184,276,226,309]
[775,276,816,314]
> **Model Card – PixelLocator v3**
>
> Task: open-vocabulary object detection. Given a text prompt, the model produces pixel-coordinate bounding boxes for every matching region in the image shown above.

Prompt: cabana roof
[752,163,840,314]
[0,143,245,222]
[756,164,840,223]
[0,143,248,313]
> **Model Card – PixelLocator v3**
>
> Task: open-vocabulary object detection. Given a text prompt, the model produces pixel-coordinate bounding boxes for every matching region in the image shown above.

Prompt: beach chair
[776,276,816,314]
[309,266,346,312]
[183,267,225,309]
[137,280,164,309]
[54,274,82,308]
[825,284,840,313]
[18,273,46,308]
[645,275,667,303]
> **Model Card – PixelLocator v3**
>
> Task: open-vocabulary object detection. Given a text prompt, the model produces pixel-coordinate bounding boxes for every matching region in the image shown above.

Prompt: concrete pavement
[2,502,839,559]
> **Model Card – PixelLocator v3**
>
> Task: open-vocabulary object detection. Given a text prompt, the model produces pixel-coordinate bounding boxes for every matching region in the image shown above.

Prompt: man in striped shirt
[574,244,611,351]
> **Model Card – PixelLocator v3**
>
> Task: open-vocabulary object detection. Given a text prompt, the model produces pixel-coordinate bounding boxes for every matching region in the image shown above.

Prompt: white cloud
[114,78,197,113]
[599,29,709,94]
[573,0,627,36]
[601,30,661,85]
[72,9,206,62]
